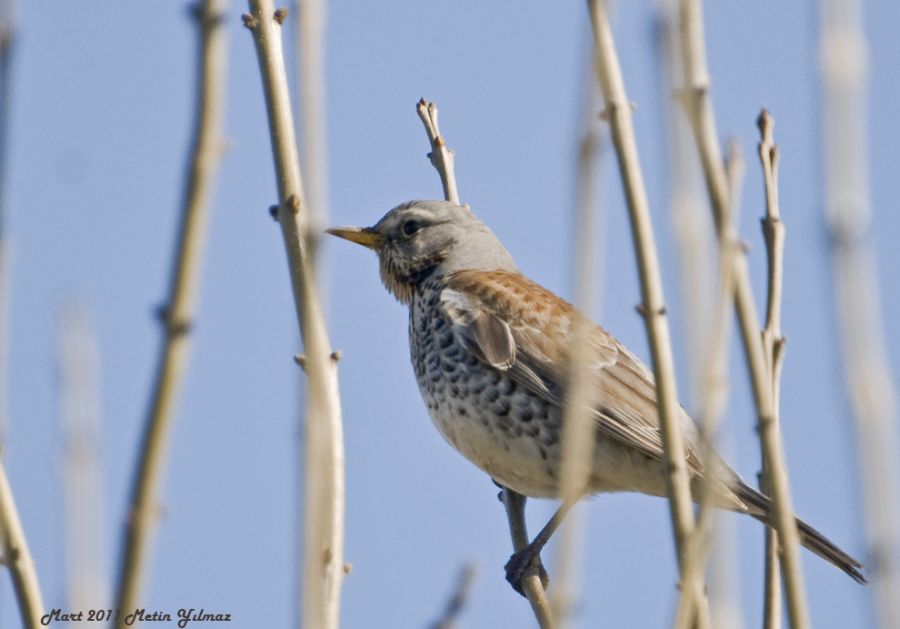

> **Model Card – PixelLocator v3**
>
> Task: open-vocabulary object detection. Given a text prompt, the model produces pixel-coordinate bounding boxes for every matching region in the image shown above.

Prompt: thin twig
[244,3,346,628]
[820,1,900,625]
[58,303,109,610]
[550,41,604,627]
[114,1,228,623]
[677,3,810,627]
[414,97,554,626]
[428,563,477,629]
[586,4,708,627]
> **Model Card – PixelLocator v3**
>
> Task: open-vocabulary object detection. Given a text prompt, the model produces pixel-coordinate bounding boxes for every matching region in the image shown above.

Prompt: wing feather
[442,269,703,473]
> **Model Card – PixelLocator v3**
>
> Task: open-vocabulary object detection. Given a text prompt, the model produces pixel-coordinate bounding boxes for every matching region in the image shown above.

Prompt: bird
[327,199,865,589]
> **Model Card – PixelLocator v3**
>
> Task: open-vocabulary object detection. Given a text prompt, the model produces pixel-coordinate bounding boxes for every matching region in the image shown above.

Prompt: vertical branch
[114,1,228,623]
[293,0,329,622]
[677,2,811,627]
[295,0,329,236]
[757,111,786,629]
[819,1,900,626]
[58,303,109,610]
[549,39,604,627]
[414,98,553,628]
[586,2,708,626]
[244,4,346,629]
[0,6,43,627]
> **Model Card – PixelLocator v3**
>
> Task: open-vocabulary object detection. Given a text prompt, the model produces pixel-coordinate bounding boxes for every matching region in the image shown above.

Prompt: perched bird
[327,200,865,587]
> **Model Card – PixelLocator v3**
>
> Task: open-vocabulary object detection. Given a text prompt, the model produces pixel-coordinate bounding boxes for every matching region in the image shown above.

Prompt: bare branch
[244,3,346,628]
[586,2,708,625]
[114,1,228,622]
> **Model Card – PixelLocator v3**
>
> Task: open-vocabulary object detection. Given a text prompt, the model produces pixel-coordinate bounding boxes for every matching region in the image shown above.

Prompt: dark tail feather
[735,482,866,584]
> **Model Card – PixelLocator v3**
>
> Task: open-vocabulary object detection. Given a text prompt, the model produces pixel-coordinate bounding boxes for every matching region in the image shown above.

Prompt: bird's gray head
[327,200,517,303]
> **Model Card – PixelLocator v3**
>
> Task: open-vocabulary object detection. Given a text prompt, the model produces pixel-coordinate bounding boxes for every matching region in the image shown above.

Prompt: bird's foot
[504,544,549,597]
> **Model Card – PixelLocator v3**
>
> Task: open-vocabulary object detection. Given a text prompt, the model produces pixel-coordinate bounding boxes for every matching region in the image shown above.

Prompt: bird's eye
[402,219,423,237]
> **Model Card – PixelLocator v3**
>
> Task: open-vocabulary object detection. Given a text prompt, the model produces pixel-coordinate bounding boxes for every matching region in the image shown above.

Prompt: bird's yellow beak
[325,226,383,250]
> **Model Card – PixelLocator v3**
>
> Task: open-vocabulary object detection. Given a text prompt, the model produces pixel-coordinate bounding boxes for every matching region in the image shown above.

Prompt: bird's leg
[498,487,548,596]
[501,488,577,596]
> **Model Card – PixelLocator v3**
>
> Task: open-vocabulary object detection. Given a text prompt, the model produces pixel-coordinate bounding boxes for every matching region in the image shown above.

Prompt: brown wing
[442,269,703,473]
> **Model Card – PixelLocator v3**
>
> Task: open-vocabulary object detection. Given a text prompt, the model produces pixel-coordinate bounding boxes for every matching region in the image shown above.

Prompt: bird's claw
[504,546,549,597]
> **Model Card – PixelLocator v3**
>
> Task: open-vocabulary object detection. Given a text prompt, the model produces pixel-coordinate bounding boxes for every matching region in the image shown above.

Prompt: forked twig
[417,99,460,206]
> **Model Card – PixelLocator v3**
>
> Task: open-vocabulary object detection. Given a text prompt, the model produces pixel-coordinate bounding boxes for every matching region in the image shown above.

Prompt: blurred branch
[550,41,603,627]
[428,563,477,629]
[414,97,553,627]
[674,141,744,629]
[244,3,346,629]
[0,0,15,450]
[586,2,708,626]
[677,2,810,627]
[654,0,714,418]
[295,0,328,237]
[114,1,228,623]
[819,1,900,626]
[57,302,109,610]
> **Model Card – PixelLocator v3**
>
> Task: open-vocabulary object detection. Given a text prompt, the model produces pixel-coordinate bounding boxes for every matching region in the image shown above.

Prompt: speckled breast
[408,278,563,497]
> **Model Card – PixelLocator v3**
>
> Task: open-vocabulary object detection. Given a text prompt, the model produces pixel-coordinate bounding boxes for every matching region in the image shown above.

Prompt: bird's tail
[734,481,866,584]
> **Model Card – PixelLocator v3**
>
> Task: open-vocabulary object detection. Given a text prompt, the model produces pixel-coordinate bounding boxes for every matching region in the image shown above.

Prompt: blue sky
[2,1,898,627]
